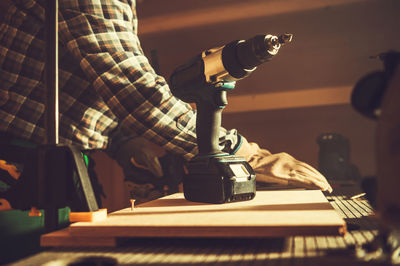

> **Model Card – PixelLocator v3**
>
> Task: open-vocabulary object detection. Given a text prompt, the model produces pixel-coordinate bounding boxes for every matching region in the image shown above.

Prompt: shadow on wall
[139,0,400,95]
[222,104,376,178]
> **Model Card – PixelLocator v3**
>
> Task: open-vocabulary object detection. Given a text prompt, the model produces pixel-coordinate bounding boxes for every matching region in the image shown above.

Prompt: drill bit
[267,33,293,56]
[278,33,293,45]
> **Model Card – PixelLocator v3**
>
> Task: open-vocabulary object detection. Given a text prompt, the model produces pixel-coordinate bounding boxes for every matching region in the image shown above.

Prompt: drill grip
[196,100,224,155]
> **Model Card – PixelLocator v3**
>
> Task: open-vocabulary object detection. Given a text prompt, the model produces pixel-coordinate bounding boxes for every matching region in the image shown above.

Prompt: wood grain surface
[51,190,346,244]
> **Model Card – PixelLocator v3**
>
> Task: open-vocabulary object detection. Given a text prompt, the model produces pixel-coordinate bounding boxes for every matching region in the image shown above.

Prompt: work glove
[236,136,333,192]
[112,137,166,179]
[109,136,186,204]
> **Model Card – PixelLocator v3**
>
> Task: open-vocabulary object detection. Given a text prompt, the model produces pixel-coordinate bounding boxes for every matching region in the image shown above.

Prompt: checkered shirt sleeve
[0,0,197,160]
[0,0,241,161]
[59,0,200,160]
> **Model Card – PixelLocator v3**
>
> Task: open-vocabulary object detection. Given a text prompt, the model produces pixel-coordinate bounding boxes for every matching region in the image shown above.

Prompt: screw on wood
[130,199,136,211]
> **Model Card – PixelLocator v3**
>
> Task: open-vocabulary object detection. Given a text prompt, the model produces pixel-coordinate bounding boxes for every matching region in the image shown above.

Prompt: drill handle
[196,90,227,156]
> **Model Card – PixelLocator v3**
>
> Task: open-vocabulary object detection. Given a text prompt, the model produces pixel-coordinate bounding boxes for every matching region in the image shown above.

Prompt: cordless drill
[170,33,293,203]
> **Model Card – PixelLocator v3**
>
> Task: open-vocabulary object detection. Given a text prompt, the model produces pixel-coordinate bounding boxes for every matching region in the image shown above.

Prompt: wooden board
[41,228,117,247]
[41,190,346,247]
[74,190,345,235]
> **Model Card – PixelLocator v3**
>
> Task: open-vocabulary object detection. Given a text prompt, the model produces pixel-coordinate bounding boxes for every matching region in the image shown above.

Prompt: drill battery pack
[183,154,256,204]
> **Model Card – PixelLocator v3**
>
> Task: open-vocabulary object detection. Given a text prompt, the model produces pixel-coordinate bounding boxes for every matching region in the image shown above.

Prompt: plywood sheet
[68,190,346,238]
[41,228,117,247]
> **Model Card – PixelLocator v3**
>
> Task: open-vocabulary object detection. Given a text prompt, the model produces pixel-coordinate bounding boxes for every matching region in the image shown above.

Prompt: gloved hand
[236,137,333,192]
[113,137,166,178]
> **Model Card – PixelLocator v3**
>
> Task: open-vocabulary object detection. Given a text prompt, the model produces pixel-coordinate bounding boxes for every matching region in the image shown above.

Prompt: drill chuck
[240,34,292,69]
[221,33,293,80]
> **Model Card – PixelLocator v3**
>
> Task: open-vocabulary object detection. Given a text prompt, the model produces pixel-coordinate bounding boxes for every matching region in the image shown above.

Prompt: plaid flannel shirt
[0,0,240,161]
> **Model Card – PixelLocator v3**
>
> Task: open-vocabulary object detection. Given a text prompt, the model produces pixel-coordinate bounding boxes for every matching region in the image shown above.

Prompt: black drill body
[170,33,292,204]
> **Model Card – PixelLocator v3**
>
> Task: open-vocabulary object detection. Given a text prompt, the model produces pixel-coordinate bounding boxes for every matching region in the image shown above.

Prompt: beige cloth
[236,137,333,192]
